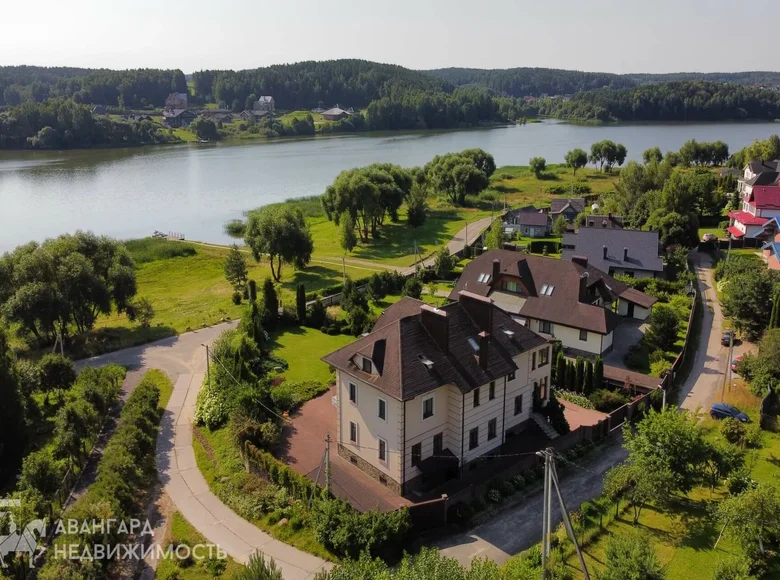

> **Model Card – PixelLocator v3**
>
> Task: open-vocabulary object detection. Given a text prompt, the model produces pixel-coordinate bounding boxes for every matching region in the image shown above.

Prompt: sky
[2,0,778,74]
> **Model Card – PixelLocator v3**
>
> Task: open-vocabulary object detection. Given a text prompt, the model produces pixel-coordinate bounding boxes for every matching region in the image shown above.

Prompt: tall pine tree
[555,351,566,388]
[296,284,307,325]
[0,328,28,481]
[592,357,604,394]
[575,357,584,393]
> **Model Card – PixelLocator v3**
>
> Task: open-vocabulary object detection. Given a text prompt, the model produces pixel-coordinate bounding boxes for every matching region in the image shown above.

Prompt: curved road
[81,322,332,579]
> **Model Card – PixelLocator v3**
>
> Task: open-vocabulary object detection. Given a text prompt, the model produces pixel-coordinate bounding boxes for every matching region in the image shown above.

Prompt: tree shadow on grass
[34,324,178,360]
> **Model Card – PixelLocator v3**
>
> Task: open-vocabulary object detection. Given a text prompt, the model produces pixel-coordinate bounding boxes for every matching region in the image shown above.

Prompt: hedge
[528,240,561,254]
[244,441,319,501]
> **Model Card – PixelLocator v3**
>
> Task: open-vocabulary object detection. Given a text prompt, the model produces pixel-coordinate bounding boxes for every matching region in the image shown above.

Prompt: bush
[497,479,515,497]
[589,389,630,412]
[720,418,747,445]
[232,291,242,305]
[487,489,501,503]
[726,470,757,496]
[512,474,526,490]
[556,390,595,410]
[650,359,672,377]
[712,556,752,580]
[195,379,230,429]
[403,277,423,299]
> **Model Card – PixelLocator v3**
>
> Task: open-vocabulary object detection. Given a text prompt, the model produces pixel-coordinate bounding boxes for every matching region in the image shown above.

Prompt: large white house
[322,292,553,495]
[451,251,657,357]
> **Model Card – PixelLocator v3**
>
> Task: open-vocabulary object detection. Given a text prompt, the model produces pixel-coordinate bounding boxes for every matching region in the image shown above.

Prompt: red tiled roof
[729,211,768,226]
[727,226,745,238]
[752,186,780,210]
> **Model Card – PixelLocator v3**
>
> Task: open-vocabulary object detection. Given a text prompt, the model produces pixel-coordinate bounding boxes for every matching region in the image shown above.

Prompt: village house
[760,218,780,270]
[199,109,234,123]
[728,184,780,240]
[239,109,271,123]
[165,92,188,109]
[550,198,586,223]
[562,228,664,278]
[737,160,780,198]
[322,293,553,495]
[322,105,351,122]
[580,214,625,229]
[504,206,550,237]
[162,108,197,128]
[252,96,275,112]
[451,250,656,356]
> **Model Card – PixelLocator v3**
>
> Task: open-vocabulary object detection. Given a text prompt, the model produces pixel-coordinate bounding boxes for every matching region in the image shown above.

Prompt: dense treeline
[536,81,780,122]
[0,99,179,149]
[192,59,449,110]
[0,66,186,108]
[425,66,635,97]
[627,71,780,88]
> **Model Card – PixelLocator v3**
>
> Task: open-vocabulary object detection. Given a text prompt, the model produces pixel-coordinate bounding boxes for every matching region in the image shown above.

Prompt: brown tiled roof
[618,287,657,309]
[550,198,586,214]
[449,250,655,334]
[322,296,548,401]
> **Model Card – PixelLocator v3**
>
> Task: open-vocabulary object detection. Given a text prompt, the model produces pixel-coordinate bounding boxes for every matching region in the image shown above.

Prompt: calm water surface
[1,120,778,252]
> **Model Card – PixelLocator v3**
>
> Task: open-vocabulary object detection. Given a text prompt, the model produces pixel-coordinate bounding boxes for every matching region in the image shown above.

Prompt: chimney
[602,245,608,259]
[420,304,449,354]
[492,258,500,282]
[623,247,628,261]
[458,290,493,333]
[571,255,588,268]
[579,272,590,301]
[478,331,490,369]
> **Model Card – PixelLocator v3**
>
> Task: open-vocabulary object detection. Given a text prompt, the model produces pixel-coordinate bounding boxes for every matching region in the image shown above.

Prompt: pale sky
[2,0,777,74]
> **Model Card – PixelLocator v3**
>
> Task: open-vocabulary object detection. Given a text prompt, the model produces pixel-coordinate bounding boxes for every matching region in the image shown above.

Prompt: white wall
[617,300,651,321]
[528,318,606,354]
[337,371,403,482]
[402,384,454,483]
[461,378,506,464]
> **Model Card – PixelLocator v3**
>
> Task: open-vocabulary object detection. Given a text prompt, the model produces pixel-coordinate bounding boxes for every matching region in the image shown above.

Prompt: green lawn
[193,424,336,560]
[156,511,244,580]
[270,327,354,383]
[277,110,326,124]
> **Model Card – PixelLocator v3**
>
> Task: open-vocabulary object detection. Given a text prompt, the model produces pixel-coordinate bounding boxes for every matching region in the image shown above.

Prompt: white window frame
[489,381,495,400]
[422,394,435,420]
[377,437,388,464]
[362,357,372,373]
[377,397,387,421]
[349,421,357,444]
[348,382,358,404]
[469,427,479,450]
[579,329,588,341]
[488,418,497,440]
[539,320,552,334]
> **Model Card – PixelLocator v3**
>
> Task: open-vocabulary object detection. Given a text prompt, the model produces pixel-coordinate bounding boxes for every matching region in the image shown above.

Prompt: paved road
[678,252,753,412]
[437,436,628,566]
[80,322,332,579]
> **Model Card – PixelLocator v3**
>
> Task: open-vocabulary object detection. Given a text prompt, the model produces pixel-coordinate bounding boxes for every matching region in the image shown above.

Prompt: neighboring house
[561,228,664,278]
[762,223,780,270]
[550,198,586,222]
[737,160,779,198]
[165,92,188,109]
[450,250,656,356]
[199,109,234,123]
[322,106,351,121]
[252,96,275,112]
[162,108,197,128]
[322,293,553,495]
[581,214,625,229]
[91,105,107,115]
[239,109,270,122]
[504,206,550,237]
[728,185,780,239]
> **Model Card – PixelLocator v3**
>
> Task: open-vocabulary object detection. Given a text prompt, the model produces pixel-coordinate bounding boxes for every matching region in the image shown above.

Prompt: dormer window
[477,273,490,283]
[467,337,480,354]
[540,284,555,296]
[362,357,372,373]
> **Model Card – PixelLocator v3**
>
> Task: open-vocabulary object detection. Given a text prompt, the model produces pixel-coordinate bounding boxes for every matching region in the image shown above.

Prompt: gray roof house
[562,228,664,278]
[550,198,586,222]
[581,214,625,229]
[504,206,550,237]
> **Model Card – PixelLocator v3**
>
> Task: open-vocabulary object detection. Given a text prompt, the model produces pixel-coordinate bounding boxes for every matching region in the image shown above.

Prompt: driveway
[603,318,647,368]
[436,435,628,566]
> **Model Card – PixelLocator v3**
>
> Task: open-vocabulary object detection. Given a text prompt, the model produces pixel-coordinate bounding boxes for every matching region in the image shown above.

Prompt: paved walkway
[80,322,331,579]
[436,435,628,566]
[157,374,331,579]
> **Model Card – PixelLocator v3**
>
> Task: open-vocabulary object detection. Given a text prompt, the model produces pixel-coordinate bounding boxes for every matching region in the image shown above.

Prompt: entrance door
[627,303,635,318]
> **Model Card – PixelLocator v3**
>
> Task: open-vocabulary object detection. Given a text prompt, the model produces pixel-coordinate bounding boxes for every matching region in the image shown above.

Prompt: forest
[0,66,187,108]
[425,66,636,97]
[534,81,780,122]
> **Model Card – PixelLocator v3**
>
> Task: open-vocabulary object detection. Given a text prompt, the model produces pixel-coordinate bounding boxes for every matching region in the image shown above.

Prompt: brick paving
[281,386,411,512]
[560,399,609,430]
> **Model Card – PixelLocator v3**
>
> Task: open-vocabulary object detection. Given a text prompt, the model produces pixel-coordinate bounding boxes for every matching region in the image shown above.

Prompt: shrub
[487,489,501,503]
[712,557,752,580]
[589,389,630,412]
[512,474,526,490]
[232,552,283,580]
[403,277,423,299]
[232,291,242,305]
[195,380,230,429]
[726,470,757,496]
[498,479,515,497]
[720,418,747,445]
[650,359,672,377]
[556,391,595,410]
[743,422,763,449]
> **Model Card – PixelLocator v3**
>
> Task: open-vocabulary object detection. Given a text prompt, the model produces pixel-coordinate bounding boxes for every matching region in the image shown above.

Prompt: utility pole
[536,448,591,580]
[325,433,331,496]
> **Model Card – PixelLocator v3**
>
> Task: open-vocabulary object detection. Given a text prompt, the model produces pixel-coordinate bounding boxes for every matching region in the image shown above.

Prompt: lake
[0,120,778,253]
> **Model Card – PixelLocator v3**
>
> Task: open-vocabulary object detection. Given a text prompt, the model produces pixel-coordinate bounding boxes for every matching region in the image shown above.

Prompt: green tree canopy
[564,148,588,176]
[423,150,492,206]
[224,244,249,290]
[244,206,314,281]
[529,156,546,178]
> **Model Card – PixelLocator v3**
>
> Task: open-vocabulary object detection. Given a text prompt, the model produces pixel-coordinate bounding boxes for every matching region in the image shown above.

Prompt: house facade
[561,228,664,278]
[253,96,275,112]
[323,293,553,495]
[322,106,351,121]
[728,185,780,239]
[162,108,197,128]
[165,92,188,109]
[504,206,550,237]
[738,160,779,198]
[451,250,656,356]
[550,198,586,223]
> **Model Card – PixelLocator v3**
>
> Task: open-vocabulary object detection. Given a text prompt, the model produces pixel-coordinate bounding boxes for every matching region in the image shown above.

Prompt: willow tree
[244,206,313,282]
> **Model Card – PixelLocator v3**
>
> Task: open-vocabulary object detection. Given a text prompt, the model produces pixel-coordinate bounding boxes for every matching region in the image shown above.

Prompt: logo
[0,500,45,568]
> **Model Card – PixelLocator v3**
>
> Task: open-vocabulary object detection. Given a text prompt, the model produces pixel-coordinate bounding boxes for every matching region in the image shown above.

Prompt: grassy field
[277,110,326,124]
[193,424,336,560]
[269,327,354,383]
[155,511,244,580]
[88,240,376,355]
[553,382,780,579]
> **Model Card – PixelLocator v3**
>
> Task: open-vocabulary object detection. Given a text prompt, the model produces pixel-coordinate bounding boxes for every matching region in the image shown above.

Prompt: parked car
[702,233,718,242]
[721,330,735,346]
[731,355,743,373]
[710,402,750,422]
